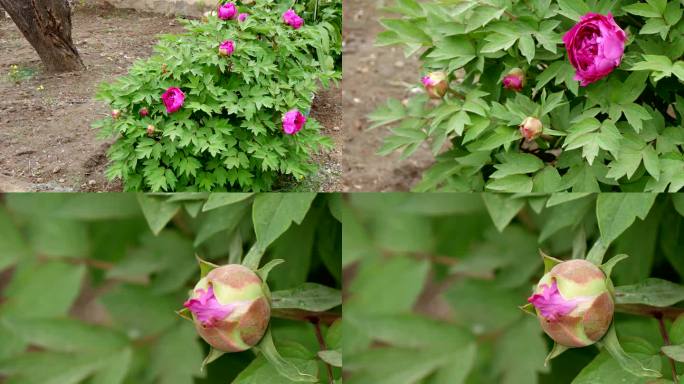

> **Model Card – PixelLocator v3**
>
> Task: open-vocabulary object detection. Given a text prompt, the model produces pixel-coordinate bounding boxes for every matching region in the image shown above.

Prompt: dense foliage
[0,193,342,383]
[94,0,341,192]
[370,0,684,192]
[343,193,684,383]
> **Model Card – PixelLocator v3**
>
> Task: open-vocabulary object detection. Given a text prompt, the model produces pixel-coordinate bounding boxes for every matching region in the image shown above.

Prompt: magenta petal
[184,286,237,327]
[527,280,579,321]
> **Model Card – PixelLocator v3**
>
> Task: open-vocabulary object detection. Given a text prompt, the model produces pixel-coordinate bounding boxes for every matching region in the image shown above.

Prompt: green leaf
[614,278,684,307]
[137,194,181,235]
[486,175,534,193]
[518,34,535,63]
[599,325,662,378]
[271,283,341,312]
[661,345,684,362]
[149,323,203,384]
[490,153,544,179]
[557,0,591,20]
[317,350,342,367]
[482,194,526,232]
[245,194,317,269]
[255,329,318,382]
[2,260,85,318]
[194,199,251,246]
[203,193,253,211]
[0,206,29,270]
[257,259,285,282]
[596,194,657,245]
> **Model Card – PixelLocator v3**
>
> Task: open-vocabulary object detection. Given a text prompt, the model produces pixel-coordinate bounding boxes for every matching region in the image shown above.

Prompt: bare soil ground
[341,0,433,191]
[0,2,341,192]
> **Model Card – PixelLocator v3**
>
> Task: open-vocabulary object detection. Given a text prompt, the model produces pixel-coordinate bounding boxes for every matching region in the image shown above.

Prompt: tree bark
[0,0,84,72]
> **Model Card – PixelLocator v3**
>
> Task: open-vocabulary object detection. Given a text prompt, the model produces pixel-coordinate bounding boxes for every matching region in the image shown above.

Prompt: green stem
[615,304,684,321]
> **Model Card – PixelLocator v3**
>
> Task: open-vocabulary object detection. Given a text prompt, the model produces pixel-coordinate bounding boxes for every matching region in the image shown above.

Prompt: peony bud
[519,117,543,141]
[219,40,235,56]
[502,68,525,92]
[184,264,270,352]
[238,13,248,22]
[528,260,614,347]
[146,124,155,137]
[111,109,121,119]
[282,9,304,29]
[139,107,149,117]
[421,71,448,99]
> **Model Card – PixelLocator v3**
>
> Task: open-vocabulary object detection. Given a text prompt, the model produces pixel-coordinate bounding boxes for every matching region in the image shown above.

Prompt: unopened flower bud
[421,71,448,99]
[503,68,525,91]
[111,109,121,119]
[219,40,235,56]
[139,107,149,117]
[146,124,155,137]
[162,63,168,74]
[184,264,270,352]
[528,260,613,347]
[519,117,543,141]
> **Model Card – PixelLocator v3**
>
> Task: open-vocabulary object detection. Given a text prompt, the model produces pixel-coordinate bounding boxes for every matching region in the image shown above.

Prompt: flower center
[527,280,582,322]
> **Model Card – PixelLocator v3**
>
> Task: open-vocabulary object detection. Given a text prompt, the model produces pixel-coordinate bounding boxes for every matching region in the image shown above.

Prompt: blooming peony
[217,2,237,20]
[282,9,304,29]
[161,87,185,114]
[282,109,306,135]
[563,13,626,86]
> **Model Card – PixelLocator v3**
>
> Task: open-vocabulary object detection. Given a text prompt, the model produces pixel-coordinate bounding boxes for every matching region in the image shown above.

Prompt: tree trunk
[0,0,84,72]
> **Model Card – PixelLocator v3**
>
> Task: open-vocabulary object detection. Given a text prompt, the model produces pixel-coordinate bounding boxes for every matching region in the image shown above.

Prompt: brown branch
[615,304,684,321]
[270,308,340,326]
[312,319,334,384]
[656,314,679,384]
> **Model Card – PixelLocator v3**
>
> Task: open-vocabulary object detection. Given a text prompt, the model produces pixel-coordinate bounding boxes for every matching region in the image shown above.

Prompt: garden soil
[0,2,342,192]
[341,0,434,191]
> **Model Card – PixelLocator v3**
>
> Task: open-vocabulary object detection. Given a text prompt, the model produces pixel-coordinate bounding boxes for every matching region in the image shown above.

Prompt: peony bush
[370,0,684,192]
[94,0,341,192]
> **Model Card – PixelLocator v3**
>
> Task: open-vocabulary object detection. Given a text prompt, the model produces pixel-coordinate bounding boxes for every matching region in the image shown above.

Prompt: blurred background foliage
[0,193,341,384]
[343,193,684,384]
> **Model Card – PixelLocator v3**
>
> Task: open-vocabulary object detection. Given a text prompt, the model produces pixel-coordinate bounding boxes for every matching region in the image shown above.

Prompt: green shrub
[94,0,341,192]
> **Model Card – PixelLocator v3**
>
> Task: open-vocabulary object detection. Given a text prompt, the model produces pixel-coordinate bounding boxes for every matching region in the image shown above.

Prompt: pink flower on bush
[502,68,525,92]
[282,9,304,29]
[161,87,185,114]
[563,13,626,86]
[282,109,306,135]
[238,13,248,22]
[184,286,243,327]
[219,40,235,56]
[218,2,237,20]
[139,107,149,117]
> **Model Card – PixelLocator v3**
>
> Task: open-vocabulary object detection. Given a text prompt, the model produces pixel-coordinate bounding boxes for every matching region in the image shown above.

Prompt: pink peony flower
[502,68,525,92]
[282,109,306,135]
[238,13,248,22]
[421,72,448,99]
[161,87,185,114]
[219,40,235,56]
[139,107,149,117]
[218,2,237,20]
[282,9,304,29]
[563,13,626,86]
[111,109,121,119]
[184,286,243,327]
[527,280,580,322]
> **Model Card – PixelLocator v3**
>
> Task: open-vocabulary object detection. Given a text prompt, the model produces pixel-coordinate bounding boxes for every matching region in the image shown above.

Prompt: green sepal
[601,254,629,279]
[519,303,536,316]
[257,259,285,282]
[586,238,608,266]
[197,254,219,278]
[540,250,563,273]
[545,343,568,366]
[175,307,192,322]
[201,348,226,372]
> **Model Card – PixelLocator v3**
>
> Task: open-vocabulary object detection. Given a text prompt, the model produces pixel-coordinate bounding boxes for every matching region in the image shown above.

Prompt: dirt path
[341,0,433,191]
[0,3,341,192]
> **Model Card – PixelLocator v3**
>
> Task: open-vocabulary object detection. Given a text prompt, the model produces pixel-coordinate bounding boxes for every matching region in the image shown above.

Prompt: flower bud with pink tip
[421,71,448,99]
[219,40,235,56]
[502,68,525,92]
[111,109,121,120]
[139,107,149,117]
[528,259,614,347]
[218,2,237,20]
[184,264,270,352]
[519,117,543,141]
